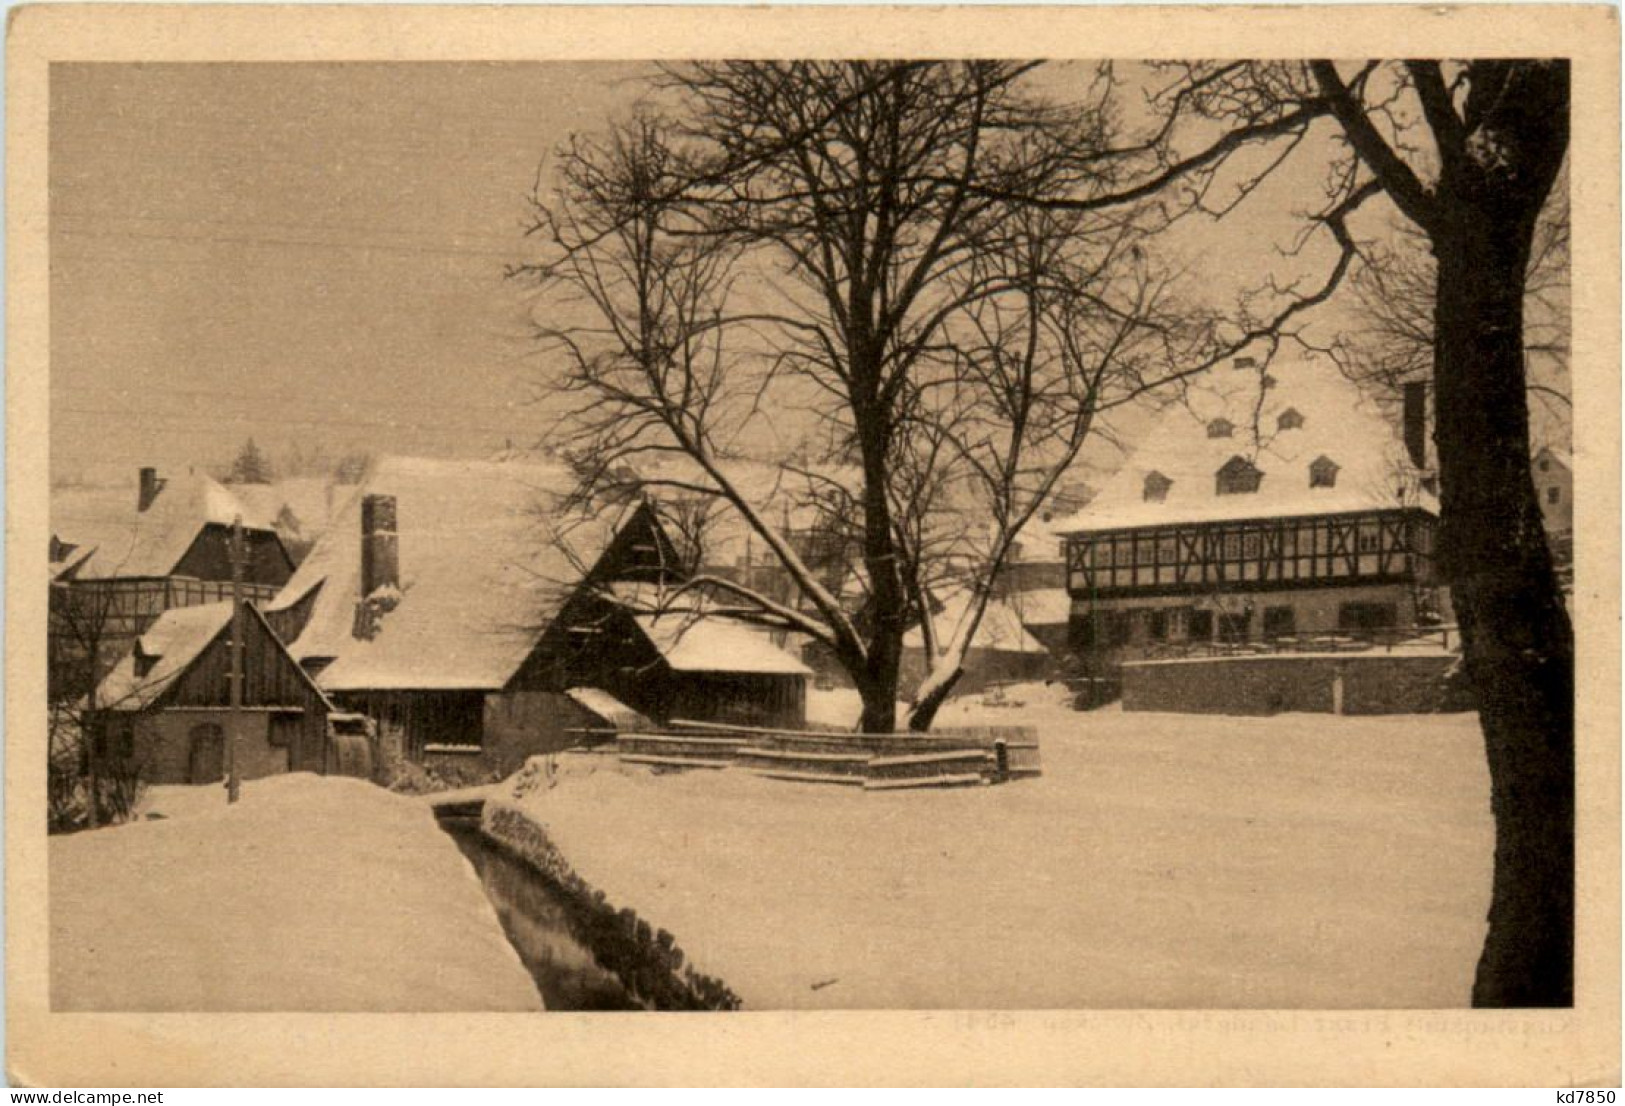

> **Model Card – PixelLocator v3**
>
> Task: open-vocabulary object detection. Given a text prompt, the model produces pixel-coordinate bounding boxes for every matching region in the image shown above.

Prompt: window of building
[1277,407,1305,431]
[1106,610,1133,647]
[1338,601,1398,632]
[1547,486,1561,505]
[1206,418,1235,439]
[1148,609,1169,641]
[1310,455,1339,488]
[1143,471,1172,502]
[1356,520,1383,553]
[1242,531,1261,558]
[1263,606,1296,638]
[1217,612,1250,643]
[1069,615,1096,652]
[1232,356,1257,371]
[1189,609,1215,642]
[1157,534,1178,563]
[1216,456,1263,496]
[1539,458,1550,473]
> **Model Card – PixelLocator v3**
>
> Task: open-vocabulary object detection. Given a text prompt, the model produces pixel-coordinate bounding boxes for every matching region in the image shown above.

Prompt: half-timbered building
[49,469,297,702]
[1054,356,1447,670]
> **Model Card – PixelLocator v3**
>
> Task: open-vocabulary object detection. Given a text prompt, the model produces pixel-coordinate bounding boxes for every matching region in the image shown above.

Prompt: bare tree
[48,579,152,831]
[516,63,1212,732]
[1336,180,1570,427]
[994,59,1572,1007]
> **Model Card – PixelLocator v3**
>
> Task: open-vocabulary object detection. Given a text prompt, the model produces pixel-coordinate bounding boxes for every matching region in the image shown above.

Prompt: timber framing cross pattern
[1065,508,1437,599]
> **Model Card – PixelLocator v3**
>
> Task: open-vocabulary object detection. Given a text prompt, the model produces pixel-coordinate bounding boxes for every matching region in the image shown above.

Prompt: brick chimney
[1402,381,1429,470]
[361,494,399,598]
[354,493,400,640]
[137,467,167,512]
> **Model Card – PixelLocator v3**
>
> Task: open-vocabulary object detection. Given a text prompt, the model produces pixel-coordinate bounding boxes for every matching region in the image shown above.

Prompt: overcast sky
[51,62,657,483]
[52,61,1553,488]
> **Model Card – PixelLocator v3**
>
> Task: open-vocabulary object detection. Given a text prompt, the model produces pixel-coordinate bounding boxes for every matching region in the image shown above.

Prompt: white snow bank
[52,773,543,1011]
[491,704,1491,1009]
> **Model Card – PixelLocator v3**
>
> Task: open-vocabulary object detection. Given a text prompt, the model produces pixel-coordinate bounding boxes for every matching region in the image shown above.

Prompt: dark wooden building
[90,599,332,785]
[263,456,810,776]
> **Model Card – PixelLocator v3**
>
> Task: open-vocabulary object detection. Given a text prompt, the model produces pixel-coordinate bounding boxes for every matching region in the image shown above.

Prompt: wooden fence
[610,718,1040,790]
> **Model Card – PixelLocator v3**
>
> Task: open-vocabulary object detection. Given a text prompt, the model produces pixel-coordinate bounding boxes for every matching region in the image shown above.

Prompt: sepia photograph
[7,3,1619,1088]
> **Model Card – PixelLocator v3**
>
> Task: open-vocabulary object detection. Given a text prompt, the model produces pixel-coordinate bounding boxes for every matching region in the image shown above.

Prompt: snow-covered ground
[492,685,1493,1009]
[51,774,543,1011]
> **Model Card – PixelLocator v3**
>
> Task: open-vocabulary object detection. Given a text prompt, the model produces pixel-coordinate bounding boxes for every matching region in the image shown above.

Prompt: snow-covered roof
[51,472,279,580]
[633,614,813,676]
[228,477,343,546]
[1006,587,1071,628]
[95,602,234,710]
[1052,356,1438,535]
[564,687,652,731]
[904,590,1050,656]
[269,456,626,692]
[1533,445,1573,472]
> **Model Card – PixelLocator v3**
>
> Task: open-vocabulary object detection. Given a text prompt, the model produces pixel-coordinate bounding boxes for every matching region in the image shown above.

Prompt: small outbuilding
[90,599,333,785]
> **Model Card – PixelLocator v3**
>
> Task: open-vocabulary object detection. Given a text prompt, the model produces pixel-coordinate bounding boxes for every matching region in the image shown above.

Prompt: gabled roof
[51,472,280,580]
[1533,445,1573,472]
[1053,355,1439,534]
[904,589,1050,656]
[95,602,235,710]
[94,600,328,713]
[268,456,634,692]
[633,613,812,676]
[227,477,344,546]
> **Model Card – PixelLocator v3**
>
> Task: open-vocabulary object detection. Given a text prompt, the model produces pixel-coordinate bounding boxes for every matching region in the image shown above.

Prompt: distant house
[265,456,810,774]
[49,468,297,700]
[1532,446,1573,536]
[901,588,1055,697]
[89,599,332,785]
[227,477,346,565]
[1053,356,1447,670]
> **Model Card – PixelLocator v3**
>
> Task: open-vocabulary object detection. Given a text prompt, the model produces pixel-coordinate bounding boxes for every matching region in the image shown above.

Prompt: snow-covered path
[494,692,1493,1009]
[51,774,544,1011]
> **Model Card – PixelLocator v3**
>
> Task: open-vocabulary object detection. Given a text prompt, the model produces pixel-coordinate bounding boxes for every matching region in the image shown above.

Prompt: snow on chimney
[1402,381,1429,470]
[138,467,167,512]
[354,493,400,641]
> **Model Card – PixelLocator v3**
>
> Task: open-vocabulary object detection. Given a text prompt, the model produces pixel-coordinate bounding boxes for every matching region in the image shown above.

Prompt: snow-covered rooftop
[95,601,234,710]
[634,613,813,676]
[269,456,622,692]
[1052,356,1438,535]
[564,687,652,730]
[51,472,279,580]
[904,589,1050,656]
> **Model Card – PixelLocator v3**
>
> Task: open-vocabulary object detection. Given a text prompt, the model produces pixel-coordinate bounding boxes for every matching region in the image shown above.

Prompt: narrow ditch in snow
[436,813,641,1010]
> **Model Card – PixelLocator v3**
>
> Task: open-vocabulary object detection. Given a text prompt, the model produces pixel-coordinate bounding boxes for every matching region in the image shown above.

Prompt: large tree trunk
[905,666,963,733]
[1433,219,1574,1008]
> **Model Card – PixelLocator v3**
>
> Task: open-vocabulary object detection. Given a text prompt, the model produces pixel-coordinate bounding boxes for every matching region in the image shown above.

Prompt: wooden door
[187,723,225,785]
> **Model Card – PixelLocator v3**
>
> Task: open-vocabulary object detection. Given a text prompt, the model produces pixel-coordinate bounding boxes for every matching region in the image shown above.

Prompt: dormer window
[1216,456,1263,496]
[1232,356,1257,371]
[1206,418,1234,439]
[1142,471,1172,503]
[133,644,159,680]
[1277,407,1305,431]
[1310,455,1340,488]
